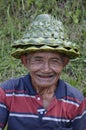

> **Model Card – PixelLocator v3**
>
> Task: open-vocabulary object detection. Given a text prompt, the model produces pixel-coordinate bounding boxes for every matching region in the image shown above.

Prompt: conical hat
[11,14,80,59]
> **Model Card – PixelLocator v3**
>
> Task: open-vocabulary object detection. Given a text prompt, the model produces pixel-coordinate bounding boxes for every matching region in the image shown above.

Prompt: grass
[0,1,86,130]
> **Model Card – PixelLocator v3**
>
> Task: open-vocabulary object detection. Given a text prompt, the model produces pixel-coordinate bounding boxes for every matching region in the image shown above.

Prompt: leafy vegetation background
[0,0,86,97]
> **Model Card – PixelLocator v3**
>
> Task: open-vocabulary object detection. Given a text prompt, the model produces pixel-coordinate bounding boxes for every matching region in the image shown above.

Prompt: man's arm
[0,88,8,129]
[72,99,86,130]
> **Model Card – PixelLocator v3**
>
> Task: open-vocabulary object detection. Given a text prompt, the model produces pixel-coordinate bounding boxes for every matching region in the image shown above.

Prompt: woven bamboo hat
[11,14,80,59]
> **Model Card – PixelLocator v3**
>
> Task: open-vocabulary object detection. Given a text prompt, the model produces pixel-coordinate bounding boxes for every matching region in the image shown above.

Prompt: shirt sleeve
[72,99,86,130]
[0,88,9,129]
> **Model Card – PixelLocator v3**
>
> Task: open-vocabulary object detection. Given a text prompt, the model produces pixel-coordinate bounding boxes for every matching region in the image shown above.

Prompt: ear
[63,57,69,67]
[20,55,28,67]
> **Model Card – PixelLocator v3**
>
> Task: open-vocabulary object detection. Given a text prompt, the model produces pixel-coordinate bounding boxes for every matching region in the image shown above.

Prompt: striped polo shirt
[0,74,86,130]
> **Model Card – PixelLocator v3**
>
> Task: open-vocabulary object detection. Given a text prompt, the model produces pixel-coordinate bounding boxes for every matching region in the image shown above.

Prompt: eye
[34,58,43,63]
[50,58,62,65]
[51,59,58,63]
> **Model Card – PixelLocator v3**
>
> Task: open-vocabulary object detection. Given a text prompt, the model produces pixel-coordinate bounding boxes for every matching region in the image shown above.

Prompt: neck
[39,86,56,108]
[36,85,56,98]
[34,85,57,108]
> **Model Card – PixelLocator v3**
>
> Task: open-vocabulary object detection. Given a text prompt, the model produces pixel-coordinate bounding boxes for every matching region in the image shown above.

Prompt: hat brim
[11,45,80,59]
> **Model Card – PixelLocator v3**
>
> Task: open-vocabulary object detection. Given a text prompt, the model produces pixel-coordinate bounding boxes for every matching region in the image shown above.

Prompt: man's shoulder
[57,79,84,102]
[65,81,83,98]
[0,74,29,90]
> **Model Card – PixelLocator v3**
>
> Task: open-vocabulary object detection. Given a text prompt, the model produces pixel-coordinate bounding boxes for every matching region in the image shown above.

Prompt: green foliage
[83,88,86,97]
[0,0,86,96]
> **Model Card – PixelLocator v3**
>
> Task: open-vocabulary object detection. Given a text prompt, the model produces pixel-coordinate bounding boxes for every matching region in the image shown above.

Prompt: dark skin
[21,51,69,108]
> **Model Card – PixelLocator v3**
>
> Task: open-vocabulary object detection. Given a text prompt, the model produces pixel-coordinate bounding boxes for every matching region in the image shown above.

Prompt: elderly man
[0,14,86,130]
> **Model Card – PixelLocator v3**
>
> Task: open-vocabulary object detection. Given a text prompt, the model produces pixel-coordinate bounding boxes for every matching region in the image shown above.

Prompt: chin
[35,82,57,88]
[31,77,59,88]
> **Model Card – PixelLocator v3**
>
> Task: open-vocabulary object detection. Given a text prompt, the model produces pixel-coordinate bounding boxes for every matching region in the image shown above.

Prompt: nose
[42,61,50,72]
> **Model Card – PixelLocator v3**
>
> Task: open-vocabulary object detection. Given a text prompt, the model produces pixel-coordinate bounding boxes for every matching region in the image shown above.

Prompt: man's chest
[7,94,74,129]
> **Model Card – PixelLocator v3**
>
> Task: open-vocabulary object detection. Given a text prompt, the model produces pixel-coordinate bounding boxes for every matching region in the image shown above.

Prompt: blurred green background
[0,0,86,99]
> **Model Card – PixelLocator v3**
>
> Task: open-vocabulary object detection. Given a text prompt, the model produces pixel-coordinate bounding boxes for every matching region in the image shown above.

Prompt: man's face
[24,51,66,88]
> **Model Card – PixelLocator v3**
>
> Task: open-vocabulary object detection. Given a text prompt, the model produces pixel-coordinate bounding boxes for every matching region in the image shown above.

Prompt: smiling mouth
[37,74,54,79]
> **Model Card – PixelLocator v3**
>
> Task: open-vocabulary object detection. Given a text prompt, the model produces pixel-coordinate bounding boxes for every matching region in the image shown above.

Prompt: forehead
[28,51,61,58]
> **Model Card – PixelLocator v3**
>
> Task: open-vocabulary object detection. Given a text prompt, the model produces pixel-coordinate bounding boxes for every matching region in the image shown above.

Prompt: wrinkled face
[23,52,67,88]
